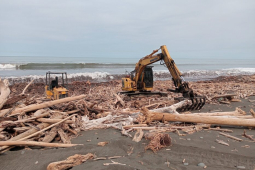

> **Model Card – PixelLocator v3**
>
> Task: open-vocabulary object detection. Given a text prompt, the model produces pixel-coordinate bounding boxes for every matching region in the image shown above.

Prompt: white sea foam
[5,72,111,80]
[68,72,110,79]
[3,68,255,83]
[223,68,255,73]
[183,68,255,77]
[0,64,16,69]
[154,70,169,74]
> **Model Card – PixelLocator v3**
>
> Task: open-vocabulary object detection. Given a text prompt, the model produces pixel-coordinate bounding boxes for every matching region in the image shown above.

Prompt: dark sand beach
[0,75,255,170]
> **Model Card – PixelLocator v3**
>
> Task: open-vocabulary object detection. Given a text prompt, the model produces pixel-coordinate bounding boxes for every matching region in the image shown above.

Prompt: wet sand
[0,96,255,170]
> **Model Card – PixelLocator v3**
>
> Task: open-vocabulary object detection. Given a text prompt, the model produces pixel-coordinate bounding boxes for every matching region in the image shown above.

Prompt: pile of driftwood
[1,74,255,169]
[1,75,255,148]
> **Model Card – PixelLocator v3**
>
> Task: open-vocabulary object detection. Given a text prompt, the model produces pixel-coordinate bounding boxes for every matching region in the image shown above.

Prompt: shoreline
[5,72,255,85]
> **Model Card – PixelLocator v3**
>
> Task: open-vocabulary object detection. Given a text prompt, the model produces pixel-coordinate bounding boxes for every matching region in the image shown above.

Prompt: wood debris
[97,141,108,146]
[242,130,255,142]
[132,129,144,142]
[216,139,229,146]
[219,132,243,141]
[47,153,94,170]
[103,160,126,166]
[0,73,254,156]
[145,133,172,152]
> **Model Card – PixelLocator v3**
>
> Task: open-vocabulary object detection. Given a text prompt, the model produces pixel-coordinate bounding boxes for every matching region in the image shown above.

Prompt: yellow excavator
[45,71,69,100]
[121,45,205,110]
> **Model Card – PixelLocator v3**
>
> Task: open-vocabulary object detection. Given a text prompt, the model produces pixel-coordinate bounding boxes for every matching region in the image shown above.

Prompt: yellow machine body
[45,71,69,100]
[121,45,181,92]
[45,86,68,100]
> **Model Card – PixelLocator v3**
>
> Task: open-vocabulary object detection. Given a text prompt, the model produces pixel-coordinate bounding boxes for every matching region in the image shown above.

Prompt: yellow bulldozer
[45,71,69,100]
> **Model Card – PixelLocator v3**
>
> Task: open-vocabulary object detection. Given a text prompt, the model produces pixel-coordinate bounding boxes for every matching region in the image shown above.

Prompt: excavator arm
[160,45,195,99]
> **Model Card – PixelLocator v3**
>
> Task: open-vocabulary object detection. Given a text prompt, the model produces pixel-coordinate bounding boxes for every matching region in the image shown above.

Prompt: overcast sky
[0,0,254,59]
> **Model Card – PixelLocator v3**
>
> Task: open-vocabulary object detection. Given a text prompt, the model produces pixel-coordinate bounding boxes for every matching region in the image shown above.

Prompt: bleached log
[219,132,242,141]
[0,95,86,117]
[190,108,246,116]
[132,129,144,142]
[103,160,126,166]
[47,153,94,170]
[150,100,192,114]
[0,79,10,110]
[15,110,50,123]
[114,94,125,107]
[141,107,255,127]
[82,114,133,130]
[42,127,58,143]
[216,139,229,146]
[57,129,71,144]
[123,124,148,129]
[21,79,34,95]
[0,141,82,147]
[36,118,74,124]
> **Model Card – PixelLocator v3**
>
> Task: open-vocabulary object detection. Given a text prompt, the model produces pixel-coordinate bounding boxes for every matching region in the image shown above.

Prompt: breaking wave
[0,63,135,70]
[4,67,255,85]
[153,68,255,81]
[0,64,16,69]
[183,68,255,77]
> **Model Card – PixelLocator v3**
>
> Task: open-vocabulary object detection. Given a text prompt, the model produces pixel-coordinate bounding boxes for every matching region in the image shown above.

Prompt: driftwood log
[0,79,10,110]
[0,141,82,148]
[21,79,34,95]
[141,107,255,127]
[42,127,58,143]
[219,132,243,141]
[187,108,246,116]
[150,100,191,114]
[0,95,86,117]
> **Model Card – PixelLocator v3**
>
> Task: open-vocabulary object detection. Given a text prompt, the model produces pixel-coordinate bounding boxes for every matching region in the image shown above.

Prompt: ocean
[0,56,255,83]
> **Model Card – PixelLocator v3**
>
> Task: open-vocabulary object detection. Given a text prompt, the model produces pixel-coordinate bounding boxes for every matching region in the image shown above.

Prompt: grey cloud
[0,0,254,58]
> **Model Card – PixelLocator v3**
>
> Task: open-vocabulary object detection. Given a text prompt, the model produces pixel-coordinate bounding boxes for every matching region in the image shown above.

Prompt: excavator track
[119,91,168,97]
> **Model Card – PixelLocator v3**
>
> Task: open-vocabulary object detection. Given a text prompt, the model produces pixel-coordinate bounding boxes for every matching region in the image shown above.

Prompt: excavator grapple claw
[175,96,206,111]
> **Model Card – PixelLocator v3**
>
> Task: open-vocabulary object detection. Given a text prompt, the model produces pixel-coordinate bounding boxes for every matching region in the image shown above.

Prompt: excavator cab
[138,66,153,90]
[45,71,69,100]
[122,66,154,92]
